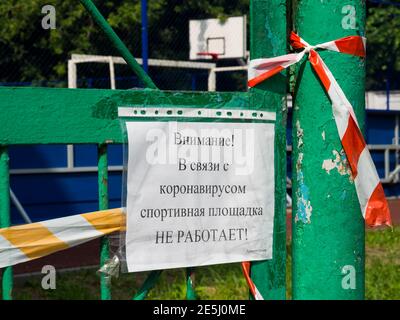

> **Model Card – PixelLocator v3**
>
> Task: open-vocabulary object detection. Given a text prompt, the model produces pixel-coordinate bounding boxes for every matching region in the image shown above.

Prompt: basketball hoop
[196,52,220,61]
[189,16,246,61]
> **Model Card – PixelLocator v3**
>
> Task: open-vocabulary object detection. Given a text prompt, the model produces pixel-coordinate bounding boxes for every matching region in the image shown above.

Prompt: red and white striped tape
[241,261,264,300]
[249,32,392,228]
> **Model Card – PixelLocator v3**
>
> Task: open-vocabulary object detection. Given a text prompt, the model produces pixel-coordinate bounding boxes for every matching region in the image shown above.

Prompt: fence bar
[108,57,116,90]
[0,146,13,300]
[141,0,149,73]
[98,144,111,300]
[10,189,32,224]
[132,270,162,300]
[249,0,287,299]
[79,0,157,89]
[292,0,365,299]
[185,267,197,300]
[384,149,390,179]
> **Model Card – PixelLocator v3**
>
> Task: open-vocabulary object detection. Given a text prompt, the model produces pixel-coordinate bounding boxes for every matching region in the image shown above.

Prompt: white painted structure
[189,16,247,60]
[68,54,216,90]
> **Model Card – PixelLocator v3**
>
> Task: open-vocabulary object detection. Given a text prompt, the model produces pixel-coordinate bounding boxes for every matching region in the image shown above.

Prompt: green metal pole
[249,0,287,299]
[132,270,162,300]
[98,143,111,300]
[0,146,13,300]
[292,1,365,299]
[185,267,197,300]
[79,0,157,89]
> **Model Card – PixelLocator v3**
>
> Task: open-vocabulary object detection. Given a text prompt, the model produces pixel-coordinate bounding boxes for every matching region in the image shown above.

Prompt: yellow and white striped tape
[0,208,124,268]
[0,208,263,299]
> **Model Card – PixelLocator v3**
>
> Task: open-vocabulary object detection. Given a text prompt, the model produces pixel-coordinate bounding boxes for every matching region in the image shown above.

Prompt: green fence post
[98,143,111,300]
[0,146,13,300]
[292,1,365,299]
[185,267,197,300]
[249,0,287,299]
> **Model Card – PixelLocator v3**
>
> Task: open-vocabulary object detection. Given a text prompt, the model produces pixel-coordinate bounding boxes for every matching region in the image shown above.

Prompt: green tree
[366,4,400,90]
[0,0,249,86]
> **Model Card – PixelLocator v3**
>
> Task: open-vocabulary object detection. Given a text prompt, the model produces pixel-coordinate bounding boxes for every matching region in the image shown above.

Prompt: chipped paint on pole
[292,0,365,299]
[250,0,287,299]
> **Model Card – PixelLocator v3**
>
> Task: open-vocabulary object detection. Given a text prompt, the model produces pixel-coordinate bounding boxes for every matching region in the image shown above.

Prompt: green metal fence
[0,0,289,300]
[1,0,366,300]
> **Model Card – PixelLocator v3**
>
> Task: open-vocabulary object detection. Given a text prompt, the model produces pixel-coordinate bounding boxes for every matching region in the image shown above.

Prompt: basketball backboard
[189,16,247,60]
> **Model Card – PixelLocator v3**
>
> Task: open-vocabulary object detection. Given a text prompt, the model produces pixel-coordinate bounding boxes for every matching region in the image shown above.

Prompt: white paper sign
[125,121,275,272]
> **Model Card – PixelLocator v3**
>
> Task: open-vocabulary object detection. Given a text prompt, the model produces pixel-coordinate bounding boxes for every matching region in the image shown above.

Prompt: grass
[6,226,400,300]
[13,264,248,300]
[365,226,400,300]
